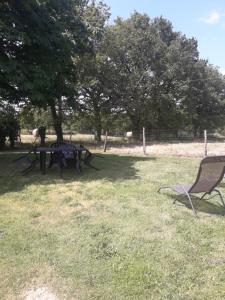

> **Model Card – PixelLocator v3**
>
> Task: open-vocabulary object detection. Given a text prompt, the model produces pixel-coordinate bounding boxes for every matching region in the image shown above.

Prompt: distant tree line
[1,0,225,144]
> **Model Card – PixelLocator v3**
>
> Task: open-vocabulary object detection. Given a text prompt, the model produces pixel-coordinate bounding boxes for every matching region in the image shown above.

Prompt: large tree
[101,13,163,138]
[149,27,200,133]
[101,13,224,138]
[102,14,199,137]
[181,60,225,136]
[76,0,111,141]
[0,0,91,141]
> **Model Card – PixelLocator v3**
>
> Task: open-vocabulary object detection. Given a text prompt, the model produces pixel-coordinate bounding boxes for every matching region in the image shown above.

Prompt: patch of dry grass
[1,153,225,299]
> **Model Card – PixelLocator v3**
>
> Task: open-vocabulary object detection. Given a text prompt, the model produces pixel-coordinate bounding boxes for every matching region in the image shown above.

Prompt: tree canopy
[0,0,91,140]
[1,3,225,140]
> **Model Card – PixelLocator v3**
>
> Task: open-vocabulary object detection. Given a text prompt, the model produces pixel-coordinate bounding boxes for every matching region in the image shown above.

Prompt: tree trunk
[199,128,204,139]
[94,128,102,142]
[154,128,161,140]
[0,131,6,149]
[38,126,46,146]
[50,103,63,142]
[55,123,63,142]
[9,134,15,148]
[193,128,197,138]
[192,124,199,138]
[94,120,102,142]
[129,116,141,140]
[93,101,102,142]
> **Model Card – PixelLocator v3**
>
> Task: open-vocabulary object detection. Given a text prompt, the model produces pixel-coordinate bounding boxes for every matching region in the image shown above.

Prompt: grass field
[1,152,225,299]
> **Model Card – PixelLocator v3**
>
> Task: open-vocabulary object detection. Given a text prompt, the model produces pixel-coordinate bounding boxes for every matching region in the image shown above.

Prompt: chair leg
[185,192,197,216]
[75,160,81,175]
[157,186,171,193]
[21,164,33,175]
[48,154,54,169]
[200,192,209,200]
[214,189,225,208]
[158,186,179,204]
[57,160,63,178]
[158,186,198,216]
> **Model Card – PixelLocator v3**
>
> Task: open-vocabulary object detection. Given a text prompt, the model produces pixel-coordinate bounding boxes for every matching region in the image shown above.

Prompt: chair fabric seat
[159,156,225,216]
[171,184,193,195]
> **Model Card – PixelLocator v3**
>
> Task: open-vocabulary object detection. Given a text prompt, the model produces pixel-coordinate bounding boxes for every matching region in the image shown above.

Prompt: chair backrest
[51,141,75,159]
[50,141,68,148]
[189,156,225,193]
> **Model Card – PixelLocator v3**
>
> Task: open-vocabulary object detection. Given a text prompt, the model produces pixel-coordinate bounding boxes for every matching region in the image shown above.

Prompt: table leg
[40,151,46,175]
[74,150,81,174]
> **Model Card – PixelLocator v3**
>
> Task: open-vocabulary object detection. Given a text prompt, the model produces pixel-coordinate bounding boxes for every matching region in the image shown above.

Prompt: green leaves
[0,0,93,139]
[0,103,20,149]
[97,12,225,136]
[1,3,225,138]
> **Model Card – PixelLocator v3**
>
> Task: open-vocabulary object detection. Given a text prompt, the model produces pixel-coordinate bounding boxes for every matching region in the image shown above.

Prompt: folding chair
[158,156,225,216]
[13,148,39,175]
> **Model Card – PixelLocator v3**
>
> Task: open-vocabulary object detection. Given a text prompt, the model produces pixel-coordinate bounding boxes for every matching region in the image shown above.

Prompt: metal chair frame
[158,156,225,216]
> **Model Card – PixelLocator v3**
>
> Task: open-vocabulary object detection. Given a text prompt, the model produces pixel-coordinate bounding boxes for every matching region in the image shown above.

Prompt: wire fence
[18,128,225,157]
[20,128,225,143]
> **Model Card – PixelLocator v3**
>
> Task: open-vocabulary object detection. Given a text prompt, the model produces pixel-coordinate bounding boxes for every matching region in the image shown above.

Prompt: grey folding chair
[158,156,225,216]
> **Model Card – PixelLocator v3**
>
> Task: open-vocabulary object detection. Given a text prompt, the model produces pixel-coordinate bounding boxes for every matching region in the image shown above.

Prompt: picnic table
[14,142,98,176]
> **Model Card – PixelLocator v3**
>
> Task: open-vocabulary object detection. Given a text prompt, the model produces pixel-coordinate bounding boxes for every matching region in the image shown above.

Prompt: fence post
[143,127,146,155]
[103,131,108,152]
[204,130,207,157]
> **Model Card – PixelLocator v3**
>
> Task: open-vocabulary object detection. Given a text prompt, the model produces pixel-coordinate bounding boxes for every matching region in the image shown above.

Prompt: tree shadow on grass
[167,194,225,216]
[0,152,156,196]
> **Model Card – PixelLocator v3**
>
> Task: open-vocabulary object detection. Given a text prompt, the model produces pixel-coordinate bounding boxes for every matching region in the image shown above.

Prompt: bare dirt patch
[24,287,57,300]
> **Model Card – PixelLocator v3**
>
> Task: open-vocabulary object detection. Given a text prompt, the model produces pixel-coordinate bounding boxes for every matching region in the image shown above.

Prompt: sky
[104,0,225,74]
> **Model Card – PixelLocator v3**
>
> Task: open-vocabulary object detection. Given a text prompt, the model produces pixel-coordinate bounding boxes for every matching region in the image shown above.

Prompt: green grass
[1,152,225,299]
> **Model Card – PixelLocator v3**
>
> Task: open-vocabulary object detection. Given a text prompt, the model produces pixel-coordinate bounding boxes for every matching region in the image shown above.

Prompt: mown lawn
[1,152,225,299]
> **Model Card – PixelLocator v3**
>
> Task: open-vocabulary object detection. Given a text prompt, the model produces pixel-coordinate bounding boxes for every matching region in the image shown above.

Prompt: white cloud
[199,10,222,24]
[220,68,225,75]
